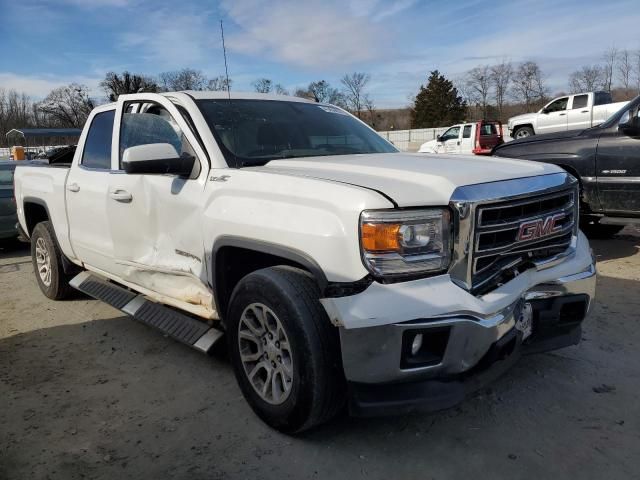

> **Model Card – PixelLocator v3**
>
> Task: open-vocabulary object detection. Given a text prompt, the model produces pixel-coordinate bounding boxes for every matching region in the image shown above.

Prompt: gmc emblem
[516,213,565,242]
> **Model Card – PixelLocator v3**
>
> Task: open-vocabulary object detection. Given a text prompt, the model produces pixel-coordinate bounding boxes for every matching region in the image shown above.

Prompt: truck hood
[256,153,560,207]
[508,112,537,128]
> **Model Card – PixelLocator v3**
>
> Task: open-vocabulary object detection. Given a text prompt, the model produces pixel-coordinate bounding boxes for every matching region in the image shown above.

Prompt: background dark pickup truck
[494,95,640,238]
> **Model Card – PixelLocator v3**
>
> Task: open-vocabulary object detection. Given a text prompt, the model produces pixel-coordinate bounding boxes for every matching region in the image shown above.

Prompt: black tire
[227,266,345,433]
[514,126,535,139]
[31,221,74,300]
[580,220,624,239]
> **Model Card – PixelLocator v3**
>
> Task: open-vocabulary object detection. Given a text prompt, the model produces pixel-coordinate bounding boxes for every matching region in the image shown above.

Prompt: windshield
[196,99,397,167]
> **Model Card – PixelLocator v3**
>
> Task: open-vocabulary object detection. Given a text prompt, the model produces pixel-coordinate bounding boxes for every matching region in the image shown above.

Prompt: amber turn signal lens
[361,222,401,251]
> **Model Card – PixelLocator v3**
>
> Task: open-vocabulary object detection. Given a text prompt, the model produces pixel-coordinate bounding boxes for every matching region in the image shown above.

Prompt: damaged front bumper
[321,232,596,416]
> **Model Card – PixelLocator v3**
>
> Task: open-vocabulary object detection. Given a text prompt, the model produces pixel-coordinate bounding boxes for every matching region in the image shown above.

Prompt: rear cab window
[81,110,115,169]
[572,95,589,109]
[594,92,613,106]
[462,125,472,138]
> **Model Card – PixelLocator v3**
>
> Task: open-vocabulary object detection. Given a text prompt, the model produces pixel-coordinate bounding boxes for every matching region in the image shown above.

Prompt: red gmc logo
[516,213,565,242]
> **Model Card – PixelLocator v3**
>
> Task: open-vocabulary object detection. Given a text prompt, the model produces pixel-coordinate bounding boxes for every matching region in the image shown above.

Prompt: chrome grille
[471,187,577,294]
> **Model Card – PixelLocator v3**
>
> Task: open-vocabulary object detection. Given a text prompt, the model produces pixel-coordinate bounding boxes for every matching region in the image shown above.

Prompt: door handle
[109,189,133,203]
[559,113,566,116]
[67,183,80,193]
[581,110,589,113]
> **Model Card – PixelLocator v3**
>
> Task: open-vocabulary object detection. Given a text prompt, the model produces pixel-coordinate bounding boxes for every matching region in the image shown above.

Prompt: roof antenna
[220,19,239,168]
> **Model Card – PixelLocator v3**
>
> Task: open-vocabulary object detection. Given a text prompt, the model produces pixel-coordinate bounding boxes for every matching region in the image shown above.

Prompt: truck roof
[181,91,315,103]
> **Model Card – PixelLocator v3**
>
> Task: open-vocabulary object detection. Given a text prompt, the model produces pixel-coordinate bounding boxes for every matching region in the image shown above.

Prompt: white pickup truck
[508,91,628,139]
[14,91,596,432]
[418,120,504,155]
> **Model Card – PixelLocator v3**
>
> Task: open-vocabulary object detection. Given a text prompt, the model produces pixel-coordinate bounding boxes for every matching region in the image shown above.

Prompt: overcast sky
[0,0,639,108]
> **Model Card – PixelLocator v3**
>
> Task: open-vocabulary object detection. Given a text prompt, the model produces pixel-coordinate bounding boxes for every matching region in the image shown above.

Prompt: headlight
[359,208,451,278]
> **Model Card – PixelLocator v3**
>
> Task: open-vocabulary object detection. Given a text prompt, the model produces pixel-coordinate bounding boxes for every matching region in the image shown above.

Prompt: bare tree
[274,84,289,95]
[618,49,633,90]
[363,94,377,128]
[569,65,605,93]
[490,61,512,118]
[296,80,345,105]
[158,68,208,91]
[512,61,547,110]
[340,72,371,118]
[635,50,640,94]
[37,84,94,128]
[465,65,492,119]
[207,75,232,92]
[252,78,273,93]
[602,46,618,92]
[100,71,159,101]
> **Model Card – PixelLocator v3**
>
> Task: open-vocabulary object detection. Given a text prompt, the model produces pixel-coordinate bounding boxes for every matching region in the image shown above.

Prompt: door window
[462,125,472,138]
[81,110,115,169]
[119,103,197,171]
[545,98,568,113]
[572,95,588,109]
[440,126,460,141]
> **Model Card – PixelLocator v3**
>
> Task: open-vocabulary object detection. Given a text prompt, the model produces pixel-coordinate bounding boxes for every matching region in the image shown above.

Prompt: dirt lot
[1,229,639,480]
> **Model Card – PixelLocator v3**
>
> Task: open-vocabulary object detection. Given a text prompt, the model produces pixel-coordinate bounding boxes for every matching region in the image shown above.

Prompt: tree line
[0,68,379,147]
[411,48,640,129]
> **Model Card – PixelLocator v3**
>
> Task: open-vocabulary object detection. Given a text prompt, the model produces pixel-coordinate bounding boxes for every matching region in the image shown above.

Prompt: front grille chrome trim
[448,172,579,294]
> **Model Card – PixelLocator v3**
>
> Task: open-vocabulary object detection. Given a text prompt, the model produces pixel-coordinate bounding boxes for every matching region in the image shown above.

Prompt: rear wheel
[514,126,534,139]
[227,266,345,433]
[31,221,73,300]
[580,219,625,239]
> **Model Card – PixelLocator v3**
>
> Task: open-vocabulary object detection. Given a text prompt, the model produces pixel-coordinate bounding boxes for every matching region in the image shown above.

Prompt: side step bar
[69,271,223,353]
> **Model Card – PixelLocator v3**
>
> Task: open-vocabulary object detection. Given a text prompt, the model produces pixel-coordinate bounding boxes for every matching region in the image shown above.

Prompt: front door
[537,97,569,134]
[438,126,461,153]
[106,94,215,317]
[66,108,116,272]
[595,105,640,215]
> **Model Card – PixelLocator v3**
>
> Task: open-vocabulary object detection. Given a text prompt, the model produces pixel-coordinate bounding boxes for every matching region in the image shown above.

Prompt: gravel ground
[1,228,639,480]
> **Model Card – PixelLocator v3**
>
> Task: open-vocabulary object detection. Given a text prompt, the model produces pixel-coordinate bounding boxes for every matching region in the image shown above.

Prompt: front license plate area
[515,301,533,340]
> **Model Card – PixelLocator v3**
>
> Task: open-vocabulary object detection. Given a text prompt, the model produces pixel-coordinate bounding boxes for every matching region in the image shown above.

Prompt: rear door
[537,97,569,134]
[66,107,116,272]
[105,94,214,317]
[459,124,474,153]
[567,94,591,131]
[595,105,640,215]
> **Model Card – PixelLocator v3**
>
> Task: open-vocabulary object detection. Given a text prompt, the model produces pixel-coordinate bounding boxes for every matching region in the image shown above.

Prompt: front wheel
[227,266,345,433]
[514,126,534,139]
[31,221,73,300]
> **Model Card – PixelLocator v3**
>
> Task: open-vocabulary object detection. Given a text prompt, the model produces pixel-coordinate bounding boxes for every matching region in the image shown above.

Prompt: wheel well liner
[212,237,328,321]
[22,197,50,236]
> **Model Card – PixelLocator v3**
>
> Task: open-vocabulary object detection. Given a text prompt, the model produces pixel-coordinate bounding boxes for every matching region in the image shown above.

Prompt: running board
[69,271,223,353]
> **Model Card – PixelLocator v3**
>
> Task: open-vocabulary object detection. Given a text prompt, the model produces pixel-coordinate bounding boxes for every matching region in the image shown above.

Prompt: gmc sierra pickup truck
[508,91,628,139]
[15,92,596,432]
[495,95,640,238]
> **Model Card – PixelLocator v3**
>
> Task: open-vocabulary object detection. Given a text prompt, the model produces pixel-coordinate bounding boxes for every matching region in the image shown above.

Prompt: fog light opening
[411,333,423,356]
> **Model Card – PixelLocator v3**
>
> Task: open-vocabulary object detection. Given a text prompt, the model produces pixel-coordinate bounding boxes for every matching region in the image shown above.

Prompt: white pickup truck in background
[508,91,628,139]
[418,120,504,155]
[14,91,596,432]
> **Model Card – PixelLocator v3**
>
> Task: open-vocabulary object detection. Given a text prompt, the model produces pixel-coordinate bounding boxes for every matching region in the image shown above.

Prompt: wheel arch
[211,237,328,322]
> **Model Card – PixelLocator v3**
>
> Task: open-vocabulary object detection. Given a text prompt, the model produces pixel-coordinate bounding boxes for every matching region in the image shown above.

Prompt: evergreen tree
[411,71,466,128]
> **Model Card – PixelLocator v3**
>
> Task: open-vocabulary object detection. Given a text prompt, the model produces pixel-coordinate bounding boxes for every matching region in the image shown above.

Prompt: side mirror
[541,108,549,114]
[122,143,195,176]
[436,135,442,142]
